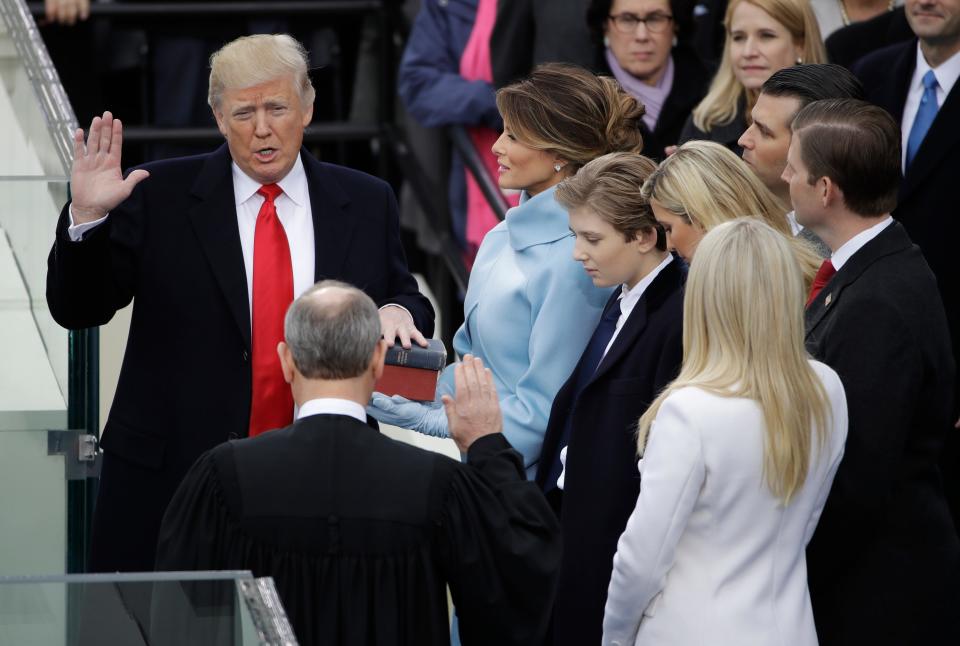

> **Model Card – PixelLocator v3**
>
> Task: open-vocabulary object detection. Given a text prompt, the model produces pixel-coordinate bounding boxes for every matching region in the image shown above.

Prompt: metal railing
[27,1,383,17]
[2,0,77,172]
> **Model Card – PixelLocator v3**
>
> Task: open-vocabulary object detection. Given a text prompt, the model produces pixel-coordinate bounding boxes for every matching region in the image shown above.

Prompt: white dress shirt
[786,211,803,236]
[830,216,893,271]
[602,254,674,358]
[297,397,367,423]
[900,43,960,170]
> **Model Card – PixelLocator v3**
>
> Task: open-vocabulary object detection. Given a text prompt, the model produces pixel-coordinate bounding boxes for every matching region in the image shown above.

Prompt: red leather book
[375,339,447,402]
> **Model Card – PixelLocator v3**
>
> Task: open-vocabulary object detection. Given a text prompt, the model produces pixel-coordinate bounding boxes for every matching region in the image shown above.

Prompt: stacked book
[375,339,447,402]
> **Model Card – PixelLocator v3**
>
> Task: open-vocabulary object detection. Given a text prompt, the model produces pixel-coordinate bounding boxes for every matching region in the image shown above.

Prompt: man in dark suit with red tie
[852,0,960,530]
[784,98,960,646]
[46,34,434,573]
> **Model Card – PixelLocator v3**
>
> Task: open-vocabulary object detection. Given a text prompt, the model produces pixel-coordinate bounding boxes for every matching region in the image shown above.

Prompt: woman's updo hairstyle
[496,63,645,171]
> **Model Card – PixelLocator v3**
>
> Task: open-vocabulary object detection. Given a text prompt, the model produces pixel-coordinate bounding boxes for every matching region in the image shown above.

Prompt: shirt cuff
[67,205,109,242]
[378,303,413,321]
[557,445,568,490]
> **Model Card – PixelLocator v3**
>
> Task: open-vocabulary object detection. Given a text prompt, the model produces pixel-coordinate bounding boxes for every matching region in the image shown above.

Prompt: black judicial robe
[155,414,561,646]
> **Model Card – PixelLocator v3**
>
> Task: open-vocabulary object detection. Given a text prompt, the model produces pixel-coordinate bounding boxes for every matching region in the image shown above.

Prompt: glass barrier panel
[0,430,67,577]
[0,572,297,645]
[1,0,85,577]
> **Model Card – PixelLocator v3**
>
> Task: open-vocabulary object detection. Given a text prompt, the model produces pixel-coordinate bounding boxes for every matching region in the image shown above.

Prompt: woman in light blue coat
[371,63,647,479]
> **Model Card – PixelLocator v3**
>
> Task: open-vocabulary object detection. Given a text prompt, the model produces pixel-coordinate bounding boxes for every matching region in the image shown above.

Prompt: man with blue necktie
[853,0,960,535]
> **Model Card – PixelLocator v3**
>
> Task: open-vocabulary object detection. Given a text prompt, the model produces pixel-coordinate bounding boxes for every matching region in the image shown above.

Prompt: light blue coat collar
[507,185,572,251]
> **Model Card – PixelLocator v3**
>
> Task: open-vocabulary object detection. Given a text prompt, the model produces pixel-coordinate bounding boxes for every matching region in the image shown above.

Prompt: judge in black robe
[155,281,560,646]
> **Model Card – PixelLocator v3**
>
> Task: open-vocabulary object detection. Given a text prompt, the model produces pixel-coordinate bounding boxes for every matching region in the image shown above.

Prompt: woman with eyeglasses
[678,0,826,154]
[587,0,713,160]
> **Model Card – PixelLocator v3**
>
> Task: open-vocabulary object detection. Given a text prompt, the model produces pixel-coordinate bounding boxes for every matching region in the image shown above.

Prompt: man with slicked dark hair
[738,64,864,256]
[853,0,960,537]
[786,98,960,646]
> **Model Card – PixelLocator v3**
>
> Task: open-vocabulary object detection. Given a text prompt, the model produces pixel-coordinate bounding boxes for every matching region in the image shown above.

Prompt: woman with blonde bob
[602,218,848,646]
[678,0,825,152]
[643,140,821,289]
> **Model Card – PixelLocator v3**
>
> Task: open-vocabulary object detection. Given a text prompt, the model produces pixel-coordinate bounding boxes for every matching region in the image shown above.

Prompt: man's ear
[371,338,387,382]
[821,176,839,209]
[278,342,295,384]
[634,228,658,254]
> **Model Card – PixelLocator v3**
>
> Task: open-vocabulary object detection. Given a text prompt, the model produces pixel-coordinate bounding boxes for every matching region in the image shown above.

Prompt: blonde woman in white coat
[602,218,848,646]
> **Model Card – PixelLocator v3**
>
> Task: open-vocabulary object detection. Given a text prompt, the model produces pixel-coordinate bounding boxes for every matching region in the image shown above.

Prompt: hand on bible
[380,305,428,349]
[442,355,502,453]
[70,112,150,224]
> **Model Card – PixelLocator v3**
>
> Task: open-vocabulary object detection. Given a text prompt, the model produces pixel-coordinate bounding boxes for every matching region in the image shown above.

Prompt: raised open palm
[70,111,150,223]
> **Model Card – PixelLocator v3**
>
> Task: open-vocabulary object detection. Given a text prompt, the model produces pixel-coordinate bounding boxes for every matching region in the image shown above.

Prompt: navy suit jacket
[46,145,433,571]
[535,258,684,646]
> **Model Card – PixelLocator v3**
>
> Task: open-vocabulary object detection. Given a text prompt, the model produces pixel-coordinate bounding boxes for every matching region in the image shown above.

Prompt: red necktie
[248,183,294,436]
[806,259,836,307]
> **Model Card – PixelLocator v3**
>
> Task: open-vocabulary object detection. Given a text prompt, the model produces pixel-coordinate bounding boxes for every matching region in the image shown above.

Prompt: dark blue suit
[46,145,433,572]
[535,259,684,646]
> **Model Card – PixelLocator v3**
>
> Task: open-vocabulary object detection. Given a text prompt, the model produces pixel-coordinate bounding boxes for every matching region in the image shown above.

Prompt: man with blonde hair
[47,34,434,573]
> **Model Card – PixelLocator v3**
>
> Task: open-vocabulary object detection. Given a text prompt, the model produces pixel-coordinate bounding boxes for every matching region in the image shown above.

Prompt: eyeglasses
[608,12,674,34]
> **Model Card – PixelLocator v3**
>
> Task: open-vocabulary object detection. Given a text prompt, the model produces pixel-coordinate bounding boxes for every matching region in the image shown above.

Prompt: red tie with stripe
[248,183,294,436]
[806,259,836,307]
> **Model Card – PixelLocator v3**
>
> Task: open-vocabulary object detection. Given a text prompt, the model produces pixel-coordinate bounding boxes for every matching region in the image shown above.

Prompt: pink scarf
[459,0,519,256]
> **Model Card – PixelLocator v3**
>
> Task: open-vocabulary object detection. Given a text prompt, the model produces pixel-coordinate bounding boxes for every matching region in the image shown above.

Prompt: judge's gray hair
[284,281,381,380]
[208,34,316,110]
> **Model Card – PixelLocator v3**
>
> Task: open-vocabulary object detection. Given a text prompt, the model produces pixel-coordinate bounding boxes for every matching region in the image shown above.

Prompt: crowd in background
[36,0,960,644]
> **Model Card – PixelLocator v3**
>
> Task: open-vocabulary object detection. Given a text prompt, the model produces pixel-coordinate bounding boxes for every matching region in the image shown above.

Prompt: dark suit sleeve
[439,434,561,646]
[653,314,684,392]
[377,181,436,337]
[46,185,145,329]
[815,294,920,529]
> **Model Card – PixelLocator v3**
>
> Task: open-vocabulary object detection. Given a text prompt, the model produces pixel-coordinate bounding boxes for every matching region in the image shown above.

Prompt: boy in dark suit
[535,152,684,646]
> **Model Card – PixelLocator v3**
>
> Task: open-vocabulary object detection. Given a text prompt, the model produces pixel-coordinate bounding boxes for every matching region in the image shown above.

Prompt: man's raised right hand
[441,355,503,453]
[70,111,150,224]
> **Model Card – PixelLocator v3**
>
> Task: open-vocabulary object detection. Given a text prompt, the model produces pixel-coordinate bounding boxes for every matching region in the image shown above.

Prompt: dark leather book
[376,340,447,402]
[384,339,447,370]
